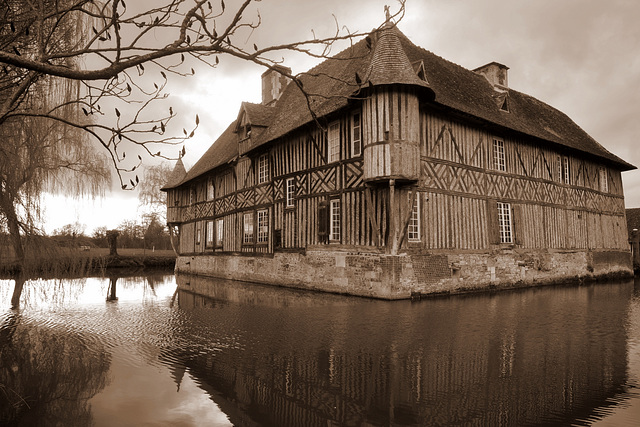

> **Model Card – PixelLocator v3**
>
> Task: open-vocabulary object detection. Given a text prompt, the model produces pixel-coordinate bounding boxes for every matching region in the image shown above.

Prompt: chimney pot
[473,62,509,90]
[261,65,291,105]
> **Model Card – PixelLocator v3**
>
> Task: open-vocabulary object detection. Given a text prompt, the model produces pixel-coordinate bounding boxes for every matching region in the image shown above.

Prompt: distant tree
[116,219,143,248]
[92,226,109,247]
[142,213,171,250]
[53,221,87,238]
[138,163,172,223]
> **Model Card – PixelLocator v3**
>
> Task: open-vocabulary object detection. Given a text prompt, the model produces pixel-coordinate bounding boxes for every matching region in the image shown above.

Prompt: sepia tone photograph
[1,0,639,425]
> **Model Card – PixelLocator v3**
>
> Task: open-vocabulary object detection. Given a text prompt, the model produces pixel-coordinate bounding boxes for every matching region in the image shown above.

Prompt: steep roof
[364,23,433,92]
[160,157,187,191]
[168,23,634,189]
[170,120,239,188]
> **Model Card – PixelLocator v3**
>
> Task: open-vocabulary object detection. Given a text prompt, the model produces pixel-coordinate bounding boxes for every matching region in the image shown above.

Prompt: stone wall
[175,248,633,300]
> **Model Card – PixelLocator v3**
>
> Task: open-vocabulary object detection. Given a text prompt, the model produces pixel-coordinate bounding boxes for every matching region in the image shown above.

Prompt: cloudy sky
[43,0,640,234]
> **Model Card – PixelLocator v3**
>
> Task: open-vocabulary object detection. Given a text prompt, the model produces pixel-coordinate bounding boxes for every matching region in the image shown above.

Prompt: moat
[1,273,639,426]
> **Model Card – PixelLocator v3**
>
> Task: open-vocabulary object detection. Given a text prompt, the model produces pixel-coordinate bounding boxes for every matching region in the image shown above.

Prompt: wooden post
[390,179,397,255]
[364,187,381,247]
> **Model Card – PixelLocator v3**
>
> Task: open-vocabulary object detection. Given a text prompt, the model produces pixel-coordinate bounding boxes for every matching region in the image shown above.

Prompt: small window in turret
[351,111,362,157]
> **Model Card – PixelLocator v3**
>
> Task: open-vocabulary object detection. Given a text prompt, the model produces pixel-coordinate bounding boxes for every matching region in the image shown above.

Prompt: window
[497,202,513,244]
[196,225,201,245]
[286,177,295,208]
[328,121,340,163]
[329,199,341,242]
[216,219,224,247]
[243,212,254,244]
[407,194,420,242]
[558,156,570,184]
[257,210,269,243]
[258,153,269,184]
[599,168,608,192]
[205,221,215,248]
[493,139,506,171]
[207,177,215,200]
[351,111,362,157]
[189,187,195,205]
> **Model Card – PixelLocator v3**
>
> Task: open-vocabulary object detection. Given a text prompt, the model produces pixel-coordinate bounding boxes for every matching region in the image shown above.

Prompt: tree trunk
[11,275,25,309]
[0,195,25,272]
[107,230,119,256]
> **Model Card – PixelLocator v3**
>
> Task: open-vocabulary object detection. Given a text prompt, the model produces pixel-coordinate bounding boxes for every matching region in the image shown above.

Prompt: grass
[0,246,176,278]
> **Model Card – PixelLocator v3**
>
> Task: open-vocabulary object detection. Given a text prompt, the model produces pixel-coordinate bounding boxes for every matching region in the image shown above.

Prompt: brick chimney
[473,62,509,90]
[261,65,291,106]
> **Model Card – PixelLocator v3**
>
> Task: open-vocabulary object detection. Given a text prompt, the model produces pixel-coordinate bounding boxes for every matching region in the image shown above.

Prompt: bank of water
[0,273,639,426]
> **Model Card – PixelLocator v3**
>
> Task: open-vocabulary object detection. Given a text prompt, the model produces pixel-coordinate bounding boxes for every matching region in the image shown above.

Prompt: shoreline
[0,251,176,279]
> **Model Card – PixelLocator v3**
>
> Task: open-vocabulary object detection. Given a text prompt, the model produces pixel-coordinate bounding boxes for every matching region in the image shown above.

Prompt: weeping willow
[0,1,111,273]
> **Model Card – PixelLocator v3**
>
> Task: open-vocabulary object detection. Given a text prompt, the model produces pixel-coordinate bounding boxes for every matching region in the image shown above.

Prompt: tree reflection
[106,275,118,301]
[0,310,111,426]
[9,275,24,309]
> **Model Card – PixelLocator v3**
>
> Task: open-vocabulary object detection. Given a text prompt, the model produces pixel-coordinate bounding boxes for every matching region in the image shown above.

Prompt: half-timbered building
[162,22,634,299]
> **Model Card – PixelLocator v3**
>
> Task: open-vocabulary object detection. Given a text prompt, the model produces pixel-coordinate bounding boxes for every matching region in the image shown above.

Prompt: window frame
[329,199,341,242]
[205,220,215,248]
[216,218,224,247]
[285,177,295,208]
[351,111,362,157]
[562,156,570,185]
[257,209,269,244]
[243,212,254,244]
[407,193,421,242]
[599,167,608,192]
[497,201,513,244]
[328,121,341,163]
[493,138,506,171]
[207,177,215,200]
[257,153,269,184]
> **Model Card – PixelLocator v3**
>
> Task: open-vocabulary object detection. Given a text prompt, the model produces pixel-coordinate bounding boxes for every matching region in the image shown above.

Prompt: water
[0,273,639,426]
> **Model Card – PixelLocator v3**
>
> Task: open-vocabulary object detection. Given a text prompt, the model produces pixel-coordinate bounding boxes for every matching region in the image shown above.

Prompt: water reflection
[0,273,637,426]
[0,310,111,425]
[167,275,634,426]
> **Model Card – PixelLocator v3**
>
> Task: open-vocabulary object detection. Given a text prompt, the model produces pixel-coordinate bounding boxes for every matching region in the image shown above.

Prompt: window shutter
[512,205,523,246]
[318,200,328,243]
[486,199,500,245]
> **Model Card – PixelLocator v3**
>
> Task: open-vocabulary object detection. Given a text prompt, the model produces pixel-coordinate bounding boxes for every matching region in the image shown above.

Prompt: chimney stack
[473,62,509,90]
[261,65,291,106]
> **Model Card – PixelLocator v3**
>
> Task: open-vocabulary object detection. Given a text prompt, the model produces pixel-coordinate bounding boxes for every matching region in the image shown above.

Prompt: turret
[360,24,434,184]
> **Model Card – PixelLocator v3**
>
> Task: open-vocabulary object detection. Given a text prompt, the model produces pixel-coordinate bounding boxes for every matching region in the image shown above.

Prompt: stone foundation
[175,247,633,300]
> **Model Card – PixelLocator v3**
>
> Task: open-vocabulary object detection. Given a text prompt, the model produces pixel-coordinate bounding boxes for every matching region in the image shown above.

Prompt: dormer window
[416,60,428,82]
[500,97,509,112]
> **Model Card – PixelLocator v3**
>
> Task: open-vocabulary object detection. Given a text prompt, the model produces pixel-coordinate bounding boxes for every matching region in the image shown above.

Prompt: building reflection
[165,275,633,426]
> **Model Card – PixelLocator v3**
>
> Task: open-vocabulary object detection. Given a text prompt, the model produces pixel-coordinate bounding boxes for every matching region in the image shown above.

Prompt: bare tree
[138,162,172,223]
[0,0,406,273]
